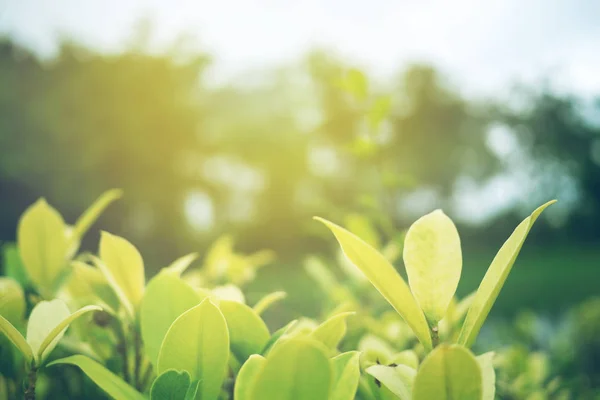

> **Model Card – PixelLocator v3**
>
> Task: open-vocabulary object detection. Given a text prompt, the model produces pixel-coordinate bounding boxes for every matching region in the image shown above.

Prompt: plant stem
[113,320,131,384]
[23,365,37,400]
[133,327,142,390]
[431,324,440,348]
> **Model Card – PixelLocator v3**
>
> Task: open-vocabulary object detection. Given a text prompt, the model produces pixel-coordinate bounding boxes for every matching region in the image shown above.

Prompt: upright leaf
[366,364,416,400]
[219,300,270,363]
[49,355,145,400]
[457,200,556,347]
[477,352,496,400]
[315,217,432,350]
[250,338,332,400]
[310,312,354,350]
[0,277,25,326]
[17,199,69,296]
[331,351,361,400]
[73,189,123,241]
[413,344,482,400]
[165,253,199,276]
[404,210,462,324]
[261,320,298,356]
[151,370,191,400]
[0,314,33,363]
[234,355,266,400]
[158,299,229,400]
[141,271,201,367]
[99,232,145,313]
[253,291,286,316]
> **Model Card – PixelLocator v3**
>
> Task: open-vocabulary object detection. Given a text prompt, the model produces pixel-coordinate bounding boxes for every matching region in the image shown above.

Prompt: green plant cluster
[0,190,557,399]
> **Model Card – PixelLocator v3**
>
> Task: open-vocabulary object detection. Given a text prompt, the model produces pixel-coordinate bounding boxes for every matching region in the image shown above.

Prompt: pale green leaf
[250,338,332,400]
[261,319,298,356]
[366,364,416,400]
[404,209,462,324]
[315,217,432,350]
[0,314,33,362]
[158,299,229,400]
[219,300,270,363]
[477,352,496,400]
[310,312,354,350]
[212,284,245,303]
[331,351,360,400]
[17,199,70,297]
[99,232,145,313]
[458,200,556,347]
[234,355,266,400]
[413,344,482,400]
[390,350,419,370]
[151,369,191,400]
[63,261,120,312]
[0,277,25,326]
[48,355,145,400]
[165,253,199,276]
[141,271,201,368]
[73,189,123,241]
[253,291,287,316]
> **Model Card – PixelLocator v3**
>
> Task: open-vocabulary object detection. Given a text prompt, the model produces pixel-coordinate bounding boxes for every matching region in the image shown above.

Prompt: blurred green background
[0,0,599,321]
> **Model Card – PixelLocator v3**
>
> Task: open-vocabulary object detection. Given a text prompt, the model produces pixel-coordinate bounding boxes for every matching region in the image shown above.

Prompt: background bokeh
[1,0,599,319]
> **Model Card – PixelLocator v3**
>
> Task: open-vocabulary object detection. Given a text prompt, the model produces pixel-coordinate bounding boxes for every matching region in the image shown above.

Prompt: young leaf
[0,277,25,326]
[0,314,33,363]
[366,364,416,400]
[261,320,298,356]
[250,338,332,400]
[158,299,229,400]
[17,199,70,297]
[457,200,556,347]
[413,344,482,400]
[390,350,419,370]
[315,217,432,350]
[404,210,462,324]
[219,300,270,363]
[98,232,145,313]
[151,369,191,400]
[64,261,120,312]
[165,253,199,276]
[253,291,287,316]
[27,299,101,363]
[310,312,354,350]
[141,271,201,367]
[477,352,496,400]
[212,284,245,303]
[48,355,145,400]
[330,351,361,400]
[234,355,266,400]
[72,189,123,241]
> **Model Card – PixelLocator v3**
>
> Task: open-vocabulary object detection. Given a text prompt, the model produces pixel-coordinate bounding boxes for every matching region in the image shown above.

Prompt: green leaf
[98,232,145,315]
[477,352,496,400]
[249,338,332,400]
[158,299,229,400]
[27,299,101,364]
[0,277,25,326]
[64,261,120,312]
[403,209,462,324]
[315,217,432,350]
[2,244,29,288]
[310,312,354,350]
[185,380,200,400]
[48,355,145,400]
[212,284,245,303]
[253,291,287,316]
[219,300,270,363]
[17,199,70,297]
[413,344,482,400]
[151,369,191,400]
[0,314,33,363]
[261,320,298,356]
[234,355,266,400]
[366,364,416,400]
[165,253,199,276]
[390,350,419,370]
[457,200,556,347]
[141,271,201,368]
[73,189,123,241]
[330,351,360,400]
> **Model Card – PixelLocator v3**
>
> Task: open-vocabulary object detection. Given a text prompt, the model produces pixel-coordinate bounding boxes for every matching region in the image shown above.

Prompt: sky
[1,0,600,96]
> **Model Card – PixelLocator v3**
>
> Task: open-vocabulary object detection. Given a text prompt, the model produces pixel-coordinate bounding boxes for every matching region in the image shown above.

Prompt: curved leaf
[27,300,70,363]
[477,352,496,400]
[151,369,191,400]
[141,271,201,367]
[457,200,555,347]
[0,314,32,363]
[404,210,462,324]
[366,364,416,400]
[234,355,266,400]
[17,199,69,297]
[73,189,123,241]
[413,344,482,400]
[0,277,25,326]
[98,232,145,314]
[158,299,229,400]
[250,338,332,400]
[331,351,360,400]
[48,355,144,400]
[261,320,297,356]
[165,253,199,276]
[219,300,270,363]
[253,291,287,316]
[310,312,354,350]
[315,217,432,350]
